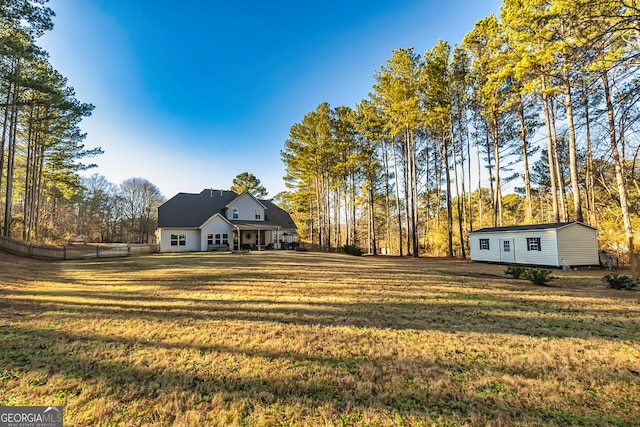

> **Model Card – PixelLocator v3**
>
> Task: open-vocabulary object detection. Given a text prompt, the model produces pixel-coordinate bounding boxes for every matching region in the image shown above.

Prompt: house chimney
[220,190,223,197]
[210,188,213,197]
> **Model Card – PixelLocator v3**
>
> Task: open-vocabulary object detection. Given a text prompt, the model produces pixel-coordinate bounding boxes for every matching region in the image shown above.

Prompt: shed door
[499,238,515,263]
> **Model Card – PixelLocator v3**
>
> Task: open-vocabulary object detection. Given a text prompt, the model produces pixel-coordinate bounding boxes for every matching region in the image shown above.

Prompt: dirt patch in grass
[1,250,638,426]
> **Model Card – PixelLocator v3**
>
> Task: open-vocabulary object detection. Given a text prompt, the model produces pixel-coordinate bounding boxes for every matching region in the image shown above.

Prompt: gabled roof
[157,189,297,229]
[471,221,596,233]
[201,212,233,229]
[225,191,267,209]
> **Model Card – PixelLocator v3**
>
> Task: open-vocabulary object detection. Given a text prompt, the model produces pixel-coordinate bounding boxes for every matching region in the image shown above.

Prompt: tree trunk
[491,112,502,227]
[541,89,560,222]
[392,138,403,256]
[452,119,465,258]
[3,75,20,237]
[0,77,14,226]
[583,81,597,226]
[602,71,634,266]
[383,139,392,255]
[517,94,533,223]
[368,178,377,255]
[564,78,584,222]
[408,127,419,257]
[549,96,568,222]
[475,116,483,227]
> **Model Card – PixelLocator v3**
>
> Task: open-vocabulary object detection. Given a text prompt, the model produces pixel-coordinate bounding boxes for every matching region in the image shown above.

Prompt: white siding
[200,216,234,251]
[556,224,599,266]
[159,229,200,252]
[470,224,599,267]
[513,230,558,266]
[471,229,559,266]
[226,193,265,221]
[470,233,502,262]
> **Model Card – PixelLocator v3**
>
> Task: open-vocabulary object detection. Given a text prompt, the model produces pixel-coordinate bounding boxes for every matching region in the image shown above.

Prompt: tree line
[0,0,105,242]
[280,0,640,258]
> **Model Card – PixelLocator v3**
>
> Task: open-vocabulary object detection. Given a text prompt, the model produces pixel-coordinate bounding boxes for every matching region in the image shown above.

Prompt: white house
[469,222,599,267]
[157,189,297,252]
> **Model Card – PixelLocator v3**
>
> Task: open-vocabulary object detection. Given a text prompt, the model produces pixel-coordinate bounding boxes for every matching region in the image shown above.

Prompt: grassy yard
[0,250,638,426]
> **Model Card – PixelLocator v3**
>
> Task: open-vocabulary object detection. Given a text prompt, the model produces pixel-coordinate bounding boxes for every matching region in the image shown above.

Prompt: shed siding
[470,223,599,267]
[556,225,599,266]
[513,230,558,266]
[470,232,502,262]
[471,229,560,266]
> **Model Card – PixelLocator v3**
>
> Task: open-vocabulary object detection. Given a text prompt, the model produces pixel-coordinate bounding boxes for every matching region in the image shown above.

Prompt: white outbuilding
[469,222,599,267]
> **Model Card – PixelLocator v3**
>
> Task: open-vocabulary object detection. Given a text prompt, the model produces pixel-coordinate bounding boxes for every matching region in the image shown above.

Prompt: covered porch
[231,222,297,251]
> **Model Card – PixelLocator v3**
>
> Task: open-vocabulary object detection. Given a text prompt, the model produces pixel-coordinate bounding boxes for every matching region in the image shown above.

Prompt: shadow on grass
[1,322,635,426]
[0,284,637,341]
[1,251,639,424]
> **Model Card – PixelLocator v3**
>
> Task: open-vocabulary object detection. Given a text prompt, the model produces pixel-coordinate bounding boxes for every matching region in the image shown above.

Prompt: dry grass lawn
[0,250,638,426]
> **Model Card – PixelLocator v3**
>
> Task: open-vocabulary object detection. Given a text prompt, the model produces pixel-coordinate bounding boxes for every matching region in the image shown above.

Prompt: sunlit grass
[1,251,638,426]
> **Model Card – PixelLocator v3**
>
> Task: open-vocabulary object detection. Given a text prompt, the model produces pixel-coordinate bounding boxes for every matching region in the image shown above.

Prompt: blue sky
[39,0,502,198]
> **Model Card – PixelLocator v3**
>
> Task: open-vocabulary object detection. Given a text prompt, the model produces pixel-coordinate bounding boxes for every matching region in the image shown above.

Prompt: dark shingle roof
[157,189,236,228]
[157,189,297,229]
[471,221,596,233]
[261,199,297,229]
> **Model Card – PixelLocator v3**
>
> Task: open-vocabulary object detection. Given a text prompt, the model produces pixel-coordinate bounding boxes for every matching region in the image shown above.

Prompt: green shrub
[522,268,553,286]
[505,265,527,279]
[601,274,637,290]
[342,245,363,256]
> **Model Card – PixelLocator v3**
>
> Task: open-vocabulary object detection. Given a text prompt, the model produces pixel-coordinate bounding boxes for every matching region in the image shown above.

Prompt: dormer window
[255,209,261,220]
[232,209,238,219]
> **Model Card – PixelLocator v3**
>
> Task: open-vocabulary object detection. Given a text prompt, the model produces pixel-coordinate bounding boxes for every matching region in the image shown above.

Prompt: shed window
[479,238,490,250]
[503,240,511,252]
[527,237,541,251]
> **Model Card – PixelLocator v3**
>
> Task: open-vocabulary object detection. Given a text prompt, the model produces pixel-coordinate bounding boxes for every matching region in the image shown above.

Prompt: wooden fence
[0,235,159,260]
[297,242,344,253]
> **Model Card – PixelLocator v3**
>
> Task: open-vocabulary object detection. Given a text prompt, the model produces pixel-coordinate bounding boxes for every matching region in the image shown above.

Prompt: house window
[207,234,213,246]
[503,240,511,252]
[255,209,261,220]
[479,238,490,250]
[215,233,221,245]
[171,234,186,246]
[222,234,229,245]
[232,209,239,219]
[527,237,541,251]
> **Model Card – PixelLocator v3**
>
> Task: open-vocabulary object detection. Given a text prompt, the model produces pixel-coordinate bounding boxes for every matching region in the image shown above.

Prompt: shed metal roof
[471,221,596,233]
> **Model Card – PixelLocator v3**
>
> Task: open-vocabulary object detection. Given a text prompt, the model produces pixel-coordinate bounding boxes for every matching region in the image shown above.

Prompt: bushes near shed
[504,265,527,279]
[505,265,553,286]
[601,274,638,290]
